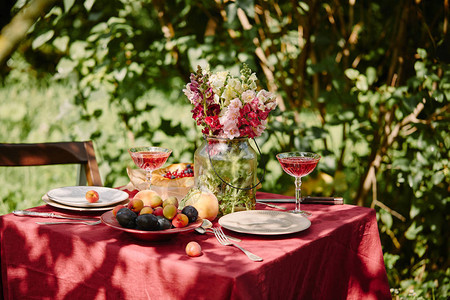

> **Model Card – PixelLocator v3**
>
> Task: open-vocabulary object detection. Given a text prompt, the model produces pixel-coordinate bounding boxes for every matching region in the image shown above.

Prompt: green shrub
[1,0,448,298]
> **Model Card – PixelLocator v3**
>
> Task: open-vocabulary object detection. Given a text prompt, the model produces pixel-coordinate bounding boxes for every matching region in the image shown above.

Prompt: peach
[185,241,202,257]
[183,190,219,221]
[172,213,189,228]
[139,206,153,215]
[112,204,126,217]
[127,198,144,214]
[153,206,164,217]
[134,190,160,207]
[163,204,177,220]
[85,190,99,203]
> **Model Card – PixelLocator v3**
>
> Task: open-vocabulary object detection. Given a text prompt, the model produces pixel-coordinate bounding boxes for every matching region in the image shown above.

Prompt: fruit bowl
[101,211,203,242]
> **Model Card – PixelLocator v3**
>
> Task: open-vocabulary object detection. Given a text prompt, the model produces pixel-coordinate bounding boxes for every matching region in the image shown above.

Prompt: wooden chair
[0,141,102,186]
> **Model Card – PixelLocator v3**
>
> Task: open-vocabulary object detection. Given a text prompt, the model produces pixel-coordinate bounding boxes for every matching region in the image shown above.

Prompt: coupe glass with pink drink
[276,152,321,216]
[128,147,172,190]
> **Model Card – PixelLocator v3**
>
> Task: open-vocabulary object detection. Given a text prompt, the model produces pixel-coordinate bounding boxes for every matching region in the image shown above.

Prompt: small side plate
[47,186,129,208]
[42,194,129,212]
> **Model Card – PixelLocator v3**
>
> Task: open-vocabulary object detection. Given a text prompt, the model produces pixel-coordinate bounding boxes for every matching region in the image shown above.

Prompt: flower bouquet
[183,64,277,215]
[184,64,277,139]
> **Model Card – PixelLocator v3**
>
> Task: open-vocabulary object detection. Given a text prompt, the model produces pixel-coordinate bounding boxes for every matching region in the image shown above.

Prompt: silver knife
[255,201,288,210]
[13,210,98,221]
[257,196,344,205]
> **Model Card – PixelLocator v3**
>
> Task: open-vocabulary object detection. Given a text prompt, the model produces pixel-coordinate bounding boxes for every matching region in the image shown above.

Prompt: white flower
[228,78,244,94]
[228,78,238,89]
[265,101,277,111]
[257,97,265,110]
[235,82,244,94]
[221,86,237,104]
[241,90,256,104]
[214,94,220,104]
[256,90,272,103]
[210,71,228,94]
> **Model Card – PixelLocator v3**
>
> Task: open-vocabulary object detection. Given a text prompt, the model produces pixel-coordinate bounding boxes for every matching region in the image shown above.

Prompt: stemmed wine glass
[128,147,172,190]
[276,152,321,217]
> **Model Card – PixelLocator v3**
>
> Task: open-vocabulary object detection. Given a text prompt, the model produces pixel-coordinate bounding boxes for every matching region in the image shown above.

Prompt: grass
[0,75,93,214]
[0,165,77,214]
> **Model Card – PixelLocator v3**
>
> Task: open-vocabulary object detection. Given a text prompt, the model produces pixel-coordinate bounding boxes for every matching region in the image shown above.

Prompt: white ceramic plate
[42,194,129,212]
[47,186,129,208]
[218,210,311,235]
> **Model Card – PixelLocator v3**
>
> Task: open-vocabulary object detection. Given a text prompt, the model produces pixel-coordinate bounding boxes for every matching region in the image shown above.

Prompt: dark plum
[156,216,172,230]
[181,206,198,223]
[116,208,137,229]
[136,214,159,231]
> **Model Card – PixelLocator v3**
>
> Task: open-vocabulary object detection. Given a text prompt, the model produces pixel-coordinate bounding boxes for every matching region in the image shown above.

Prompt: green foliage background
[0,0,449,298]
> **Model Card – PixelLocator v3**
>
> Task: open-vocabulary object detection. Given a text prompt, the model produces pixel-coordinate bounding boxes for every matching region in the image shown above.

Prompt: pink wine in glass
[128,147,172,190]
[276,152,321,216]
[130,151,171,171]
[278,157,319,178]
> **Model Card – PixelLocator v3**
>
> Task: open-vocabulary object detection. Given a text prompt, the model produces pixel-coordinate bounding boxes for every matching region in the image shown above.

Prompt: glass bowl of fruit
[127,163,195,200]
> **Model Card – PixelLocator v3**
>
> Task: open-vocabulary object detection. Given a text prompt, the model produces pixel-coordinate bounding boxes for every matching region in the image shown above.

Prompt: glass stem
[146,170,153,190]
[295,176,302,212]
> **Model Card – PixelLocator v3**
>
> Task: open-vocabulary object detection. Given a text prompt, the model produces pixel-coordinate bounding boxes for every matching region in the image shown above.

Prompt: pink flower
[254,119,267,137]
[204,87,215,105]
[249,99,260,111]
[201,127,210,135]
[221,121,240,139]
[238,117,249,126]
[205,116,221,130]
[191,105,204,124]
[207,104,221,117]
[258,110,270,120]
[240,103,251,116]
[240,126,256,138]
[229,98,242,110]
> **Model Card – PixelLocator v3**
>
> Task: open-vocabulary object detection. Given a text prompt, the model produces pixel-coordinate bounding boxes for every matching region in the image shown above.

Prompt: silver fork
[212,227,263,262]
[36,220,102,226]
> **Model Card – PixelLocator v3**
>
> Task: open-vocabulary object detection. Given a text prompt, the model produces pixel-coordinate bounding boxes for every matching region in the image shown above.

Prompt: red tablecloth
[0,191,390,299]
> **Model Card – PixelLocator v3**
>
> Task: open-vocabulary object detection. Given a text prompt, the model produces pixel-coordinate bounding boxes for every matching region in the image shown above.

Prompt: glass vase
[194,135,258,216]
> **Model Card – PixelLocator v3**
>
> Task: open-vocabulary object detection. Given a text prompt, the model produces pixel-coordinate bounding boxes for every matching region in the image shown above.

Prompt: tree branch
[355,100,425,206]
[0,0,59,68]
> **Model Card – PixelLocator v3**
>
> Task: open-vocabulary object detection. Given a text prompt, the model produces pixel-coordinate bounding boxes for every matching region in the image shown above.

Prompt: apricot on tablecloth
[185,241,202,257]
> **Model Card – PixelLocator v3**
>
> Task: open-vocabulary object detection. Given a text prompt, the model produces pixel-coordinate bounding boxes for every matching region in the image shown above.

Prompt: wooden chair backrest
[0,141,102,186]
